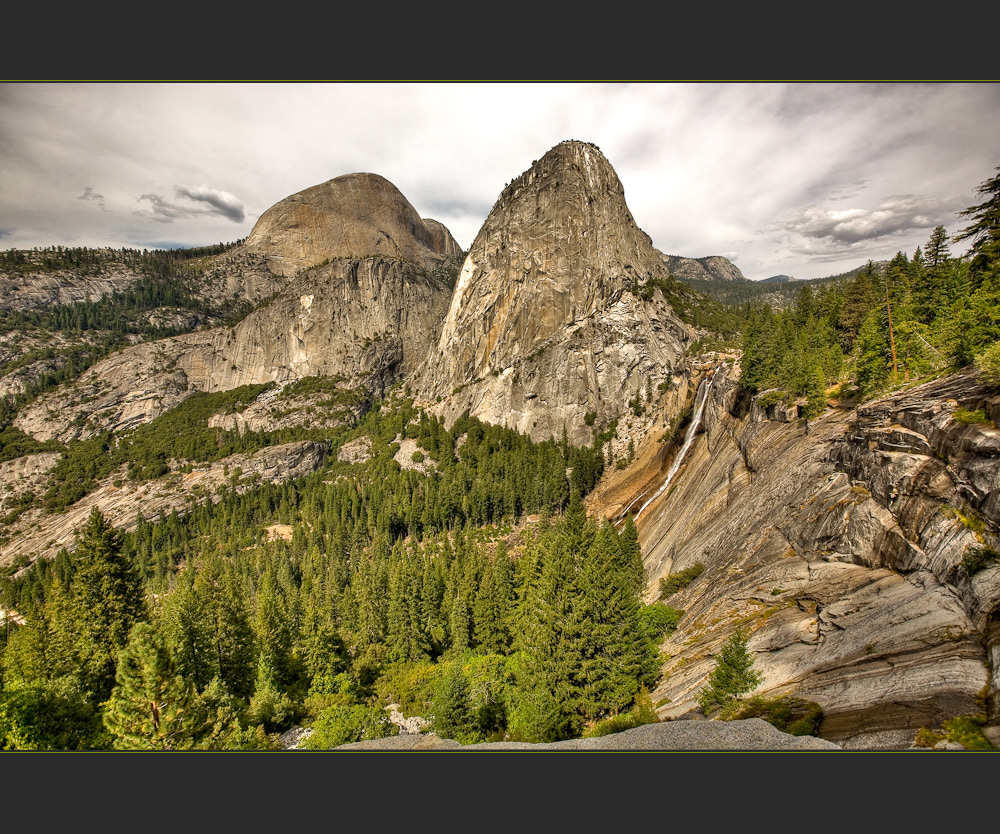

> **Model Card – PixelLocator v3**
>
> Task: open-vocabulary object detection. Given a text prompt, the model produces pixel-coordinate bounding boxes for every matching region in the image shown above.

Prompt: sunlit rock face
[241,172,461,277]
[628,365,999,748]
[416,140,691,446]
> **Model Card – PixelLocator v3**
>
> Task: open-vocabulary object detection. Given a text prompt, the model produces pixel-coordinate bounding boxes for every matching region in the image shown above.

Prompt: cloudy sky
[2,82,998,282]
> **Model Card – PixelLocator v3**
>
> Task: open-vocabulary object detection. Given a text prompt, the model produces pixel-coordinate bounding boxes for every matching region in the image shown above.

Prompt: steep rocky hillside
[601,362,1000,748]
[416,140,694,447]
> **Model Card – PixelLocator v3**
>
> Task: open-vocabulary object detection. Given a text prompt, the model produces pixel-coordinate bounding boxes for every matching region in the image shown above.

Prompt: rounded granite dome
[243,172,460,277]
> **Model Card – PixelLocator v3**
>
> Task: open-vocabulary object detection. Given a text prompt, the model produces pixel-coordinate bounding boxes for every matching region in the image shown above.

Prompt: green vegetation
[697,627,763,717]
[962,545,998,576]
[722,695,824,736]
[916,714,996,750]
[739,167,1000,406]
[976,341,1000,390]
[658,562,705,599]
[0,393,657,749]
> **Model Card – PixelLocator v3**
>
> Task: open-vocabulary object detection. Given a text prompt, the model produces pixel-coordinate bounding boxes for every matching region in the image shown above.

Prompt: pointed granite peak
[416,140,689,445]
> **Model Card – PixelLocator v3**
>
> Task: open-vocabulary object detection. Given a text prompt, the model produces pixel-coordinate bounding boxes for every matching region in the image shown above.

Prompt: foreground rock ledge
[332,719,842,751]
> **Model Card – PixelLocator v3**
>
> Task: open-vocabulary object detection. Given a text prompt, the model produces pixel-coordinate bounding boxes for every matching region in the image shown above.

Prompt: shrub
[638,604,683,641]
[582,690,659,738]
[658,562,705,598]
[723,695,824,736]
[963,545,998,575]
[301,703,398,749]
[953,408,989,424]
[942,715,995,750]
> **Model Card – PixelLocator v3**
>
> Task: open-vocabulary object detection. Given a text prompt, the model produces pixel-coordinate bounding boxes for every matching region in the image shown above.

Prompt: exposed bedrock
[632,365,999,747]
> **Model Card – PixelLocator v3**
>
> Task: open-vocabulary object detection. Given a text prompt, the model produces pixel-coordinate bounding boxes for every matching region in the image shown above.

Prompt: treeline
[0,393,676,749]
[740,166,1000,404]
[1,242,244,275]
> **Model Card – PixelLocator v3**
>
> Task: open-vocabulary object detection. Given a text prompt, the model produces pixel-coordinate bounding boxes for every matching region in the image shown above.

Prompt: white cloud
[1,81,997,279]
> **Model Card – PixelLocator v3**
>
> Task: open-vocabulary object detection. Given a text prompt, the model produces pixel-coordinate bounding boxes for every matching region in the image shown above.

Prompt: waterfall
[625,373,715,524]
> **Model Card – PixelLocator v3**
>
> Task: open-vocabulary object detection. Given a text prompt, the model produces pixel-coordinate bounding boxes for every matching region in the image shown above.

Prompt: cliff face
[416,140,691,446]
[13,256,452,443]
[622,364,1000,748]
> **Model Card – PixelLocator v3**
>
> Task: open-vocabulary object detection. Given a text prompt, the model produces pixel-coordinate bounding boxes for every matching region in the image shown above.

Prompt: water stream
[620,373,715,524]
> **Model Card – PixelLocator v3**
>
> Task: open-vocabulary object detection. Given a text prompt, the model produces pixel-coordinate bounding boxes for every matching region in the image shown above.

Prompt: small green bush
[659,562,706,598]
[639,604,683,641]
[723,695,824,737]
[942,715,995,751]
[953,407,989,425]
[301,703,398,749]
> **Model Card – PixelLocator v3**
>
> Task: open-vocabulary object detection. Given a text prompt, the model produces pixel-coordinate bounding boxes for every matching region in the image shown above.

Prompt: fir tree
[103,622,204,750]
[71,508,147,700]
[697,627,763,716]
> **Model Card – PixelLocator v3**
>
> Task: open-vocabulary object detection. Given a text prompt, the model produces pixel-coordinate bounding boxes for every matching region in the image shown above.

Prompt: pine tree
[71,508,147,700]
[954,165,1000,283]
[697,627,763,717]
[432,659,475,742]
[103,622,204,750]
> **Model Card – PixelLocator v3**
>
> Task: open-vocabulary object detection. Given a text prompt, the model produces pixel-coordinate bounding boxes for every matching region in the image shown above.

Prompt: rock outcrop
[241,172,461,277]
[15,254,452,444]
[416,140,692,446]
[659,253,747,283]
[332,717,842,751]
[617,364,999,748]
[0,440,327,566]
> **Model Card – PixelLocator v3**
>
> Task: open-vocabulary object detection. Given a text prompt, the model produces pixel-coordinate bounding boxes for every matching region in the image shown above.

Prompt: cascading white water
[625,373,715,523]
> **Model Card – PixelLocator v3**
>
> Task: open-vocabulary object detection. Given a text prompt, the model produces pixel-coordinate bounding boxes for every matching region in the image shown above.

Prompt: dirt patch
[266,524,294,542]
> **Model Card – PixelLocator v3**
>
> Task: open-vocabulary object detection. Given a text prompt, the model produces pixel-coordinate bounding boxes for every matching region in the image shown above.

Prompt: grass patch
[582,691,659,739]
[953,407,990,425]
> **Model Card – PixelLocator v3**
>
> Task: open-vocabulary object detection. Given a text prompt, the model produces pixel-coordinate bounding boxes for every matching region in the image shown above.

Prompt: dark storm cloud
[134,185,246,224]
[174,185,246,222]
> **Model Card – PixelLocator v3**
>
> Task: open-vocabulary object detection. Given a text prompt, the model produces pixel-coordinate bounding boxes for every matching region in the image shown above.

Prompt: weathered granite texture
[625,365,999,747]
[416,140,692,446]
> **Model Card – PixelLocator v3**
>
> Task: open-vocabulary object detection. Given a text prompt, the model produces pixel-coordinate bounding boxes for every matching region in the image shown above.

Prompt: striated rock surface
[616,365,999,748]
[416,140,692,446]
[241,173,461,277]
[659,253,748,283]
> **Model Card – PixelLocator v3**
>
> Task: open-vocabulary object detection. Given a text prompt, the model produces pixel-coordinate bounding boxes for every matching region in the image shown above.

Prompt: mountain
[761,274,796,283]
[660,254,748,283]
[241,172,463,276]
[1,142,998,752]
[416,140,692,446]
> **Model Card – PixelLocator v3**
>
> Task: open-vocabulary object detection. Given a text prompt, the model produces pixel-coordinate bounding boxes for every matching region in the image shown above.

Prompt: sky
[2,82,998,282]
